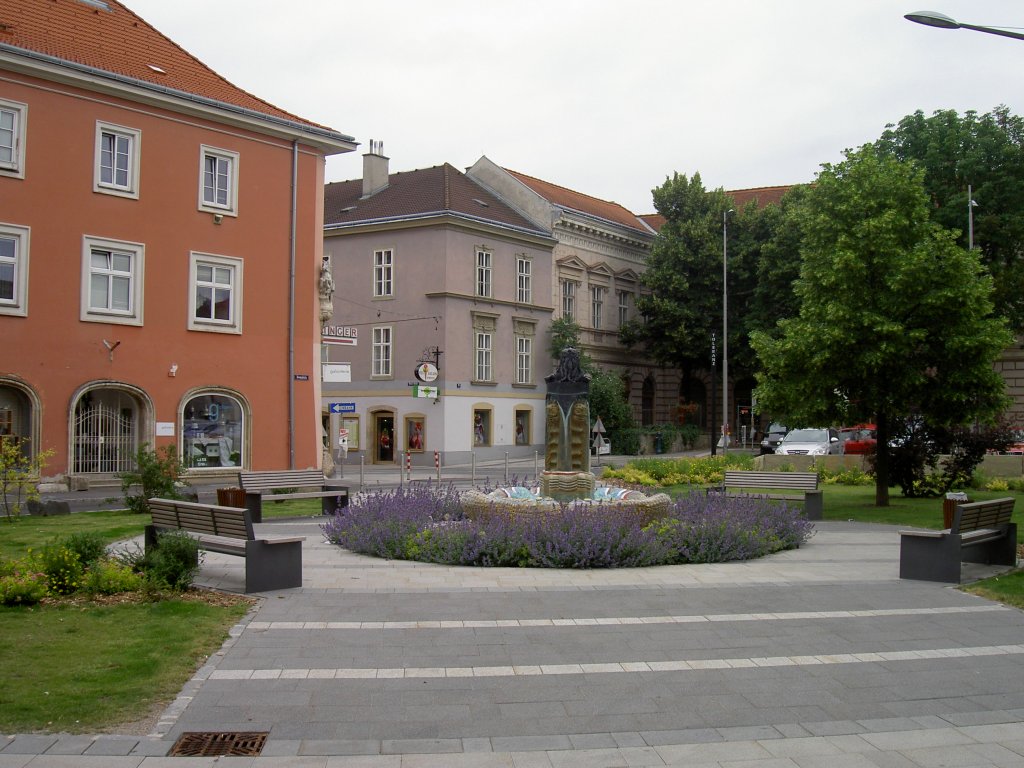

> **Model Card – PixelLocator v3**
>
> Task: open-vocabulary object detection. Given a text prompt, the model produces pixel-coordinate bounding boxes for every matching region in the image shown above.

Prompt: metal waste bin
[942,491,969,529]
[217,487,246,508]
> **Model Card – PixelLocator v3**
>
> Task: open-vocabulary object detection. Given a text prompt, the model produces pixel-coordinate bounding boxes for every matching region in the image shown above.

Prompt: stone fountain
[461,348,670,522]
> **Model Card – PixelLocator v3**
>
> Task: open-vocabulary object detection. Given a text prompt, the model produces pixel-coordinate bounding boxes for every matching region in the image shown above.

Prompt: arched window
[181,392,245,469]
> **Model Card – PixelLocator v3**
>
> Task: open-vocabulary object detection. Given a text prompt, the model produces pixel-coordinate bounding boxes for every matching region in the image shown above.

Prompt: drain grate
[169,731,268,757]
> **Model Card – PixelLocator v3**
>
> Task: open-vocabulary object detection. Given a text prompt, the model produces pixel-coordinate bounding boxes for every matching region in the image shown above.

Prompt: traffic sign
[329,402,356,414]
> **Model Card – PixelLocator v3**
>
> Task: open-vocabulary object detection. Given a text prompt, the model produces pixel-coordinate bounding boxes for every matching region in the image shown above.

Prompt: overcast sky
[128,0,1024,215]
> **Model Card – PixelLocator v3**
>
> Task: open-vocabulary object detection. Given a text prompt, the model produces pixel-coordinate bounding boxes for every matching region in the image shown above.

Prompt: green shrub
[119,444,189,515]
[0,567,48,606]
[35,544,84,595]
[60,532,107,567]
[818,466,874,486]
[138,531,201,591]
[81,558,144,595]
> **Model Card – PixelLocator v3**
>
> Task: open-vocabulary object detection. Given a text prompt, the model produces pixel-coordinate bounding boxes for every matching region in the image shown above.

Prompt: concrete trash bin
[217,487,246,508]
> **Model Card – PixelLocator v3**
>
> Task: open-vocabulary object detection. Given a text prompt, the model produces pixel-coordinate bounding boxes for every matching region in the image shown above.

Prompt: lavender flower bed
[321,485,815,569]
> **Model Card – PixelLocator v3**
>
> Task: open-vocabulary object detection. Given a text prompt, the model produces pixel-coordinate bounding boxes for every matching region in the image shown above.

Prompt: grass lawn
[0,508,253,734]
[0,598,249,733]
[0,510,147,561]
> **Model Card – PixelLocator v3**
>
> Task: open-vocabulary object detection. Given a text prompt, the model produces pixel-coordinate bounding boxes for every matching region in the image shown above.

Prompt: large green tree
[751,145,1011,506]
[875,106,1024,331]
[620,172,763,377]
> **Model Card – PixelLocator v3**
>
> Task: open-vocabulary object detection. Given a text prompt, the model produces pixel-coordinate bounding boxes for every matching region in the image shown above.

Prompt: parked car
[775,427,842,456]
[839,424,877,455]
[759,422,788,455]
[592,436,611,455]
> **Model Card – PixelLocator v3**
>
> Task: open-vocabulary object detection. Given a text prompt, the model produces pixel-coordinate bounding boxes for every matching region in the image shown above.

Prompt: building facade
[466,158,686,427]
[0,0,355,488]
[321,150,556,466]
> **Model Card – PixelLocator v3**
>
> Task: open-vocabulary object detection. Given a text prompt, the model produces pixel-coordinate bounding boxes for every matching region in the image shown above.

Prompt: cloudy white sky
[129,0,1024,215]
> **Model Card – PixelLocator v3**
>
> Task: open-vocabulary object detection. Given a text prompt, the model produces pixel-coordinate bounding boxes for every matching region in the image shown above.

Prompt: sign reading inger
[322,325,358,345]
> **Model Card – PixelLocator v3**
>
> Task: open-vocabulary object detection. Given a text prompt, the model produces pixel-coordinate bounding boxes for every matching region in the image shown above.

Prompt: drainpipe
[288,140,298,469]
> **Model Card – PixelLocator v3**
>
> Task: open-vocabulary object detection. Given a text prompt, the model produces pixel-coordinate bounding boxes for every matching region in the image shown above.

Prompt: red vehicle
[840,424,877,455]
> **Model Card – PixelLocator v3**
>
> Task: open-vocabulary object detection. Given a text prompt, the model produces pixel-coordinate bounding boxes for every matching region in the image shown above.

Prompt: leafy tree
[876,106,1024,331]
[751,145,1011,506]
[0,440,54,521]
[620,172,732,373]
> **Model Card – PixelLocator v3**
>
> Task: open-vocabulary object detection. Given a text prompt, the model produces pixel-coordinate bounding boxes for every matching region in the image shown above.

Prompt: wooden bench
[720,470,822,520]
[238,469,348,523]
[900,498,1017,583]
[146,498,304,593]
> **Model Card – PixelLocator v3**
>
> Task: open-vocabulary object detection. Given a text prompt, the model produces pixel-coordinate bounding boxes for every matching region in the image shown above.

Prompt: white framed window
[94,121,141,198]
[373,249,393,297]
[80,236,144,325]
[372,326,393,377]
[476,248,492,298]
[0,222,30,317]
[516,255,532,304]
[188,252,243,334]
[198,145,239,215]
[618,290,631,327]
[0,98,27,179]
[516,335,533,385]
[591,286,604,330]
[561,280,576,320]
[475,331,493,382]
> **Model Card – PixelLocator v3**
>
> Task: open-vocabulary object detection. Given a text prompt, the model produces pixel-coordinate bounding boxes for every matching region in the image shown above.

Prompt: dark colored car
[839,424,877,455]
[760,422,788,455]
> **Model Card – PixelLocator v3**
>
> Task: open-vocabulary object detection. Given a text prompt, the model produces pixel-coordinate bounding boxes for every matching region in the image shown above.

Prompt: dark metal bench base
[146,498,304,593]
[899,498,1017,583]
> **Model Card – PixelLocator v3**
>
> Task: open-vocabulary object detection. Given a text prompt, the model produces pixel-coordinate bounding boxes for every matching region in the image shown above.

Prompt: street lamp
[722,209,733,455]
[968,184,978,250]
[905,11,1024,41]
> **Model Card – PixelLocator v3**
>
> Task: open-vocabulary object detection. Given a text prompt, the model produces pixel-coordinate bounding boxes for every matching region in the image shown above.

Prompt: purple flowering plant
[321,484,814,569]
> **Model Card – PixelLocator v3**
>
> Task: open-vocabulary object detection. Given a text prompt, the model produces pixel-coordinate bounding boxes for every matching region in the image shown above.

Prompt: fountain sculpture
[461,348,671,523]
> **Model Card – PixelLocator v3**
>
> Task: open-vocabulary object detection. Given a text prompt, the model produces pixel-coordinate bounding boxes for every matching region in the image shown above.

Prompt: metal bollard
[504,451,509,484]
[534,451,539,483]
[359,453,365,492]
[471,453,476,484]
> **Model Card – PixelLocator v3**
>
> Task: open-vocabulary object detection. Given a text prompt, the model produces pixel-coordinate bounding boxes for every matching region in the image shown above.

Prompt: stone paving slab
[4,521,1024,767]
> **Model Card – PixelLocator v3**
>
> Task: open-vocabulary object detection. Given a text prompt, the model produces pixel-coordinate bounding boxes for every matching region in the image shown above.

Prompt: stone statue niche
[541,348,594,500]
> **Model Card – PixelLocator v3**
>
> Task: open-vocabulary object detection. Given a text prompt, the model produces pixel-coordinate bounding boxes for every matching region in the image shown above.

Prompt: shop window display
[183,394,243,468]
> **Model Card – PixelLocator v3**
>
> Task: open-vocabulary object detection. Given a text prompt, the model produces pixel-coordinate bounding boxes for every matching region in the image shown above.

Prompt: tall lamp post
[905,11,1024,41]
[968,184,978,250]
[722,209,733,454]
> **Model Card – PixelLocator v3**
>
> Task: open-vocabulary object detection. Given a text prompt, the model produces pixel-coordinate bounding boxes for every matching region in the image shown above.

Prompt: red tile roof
[640,186,794,232]
[324,163,550,237]
[0,0,349,137]
[504,169,652,235]
[727,185,791,208]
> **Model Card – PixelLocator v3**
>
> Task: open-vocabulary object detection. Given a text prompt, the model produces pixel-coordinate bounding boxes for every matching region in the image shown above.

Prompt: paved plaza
[4,490,1024,766]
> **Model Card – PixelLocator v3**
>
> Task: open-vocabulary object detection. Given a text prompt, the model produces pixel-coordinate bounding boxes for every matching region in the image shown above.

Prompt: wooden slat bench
[720,470,823,520]
[238,469,348,523]
[899,497,1017,583]
[146,497,304,593]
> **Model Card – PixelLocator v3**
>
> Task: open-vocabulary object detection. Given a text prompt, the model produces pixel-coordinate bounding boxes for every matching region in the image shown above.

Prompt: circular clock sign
[415,362,439,382]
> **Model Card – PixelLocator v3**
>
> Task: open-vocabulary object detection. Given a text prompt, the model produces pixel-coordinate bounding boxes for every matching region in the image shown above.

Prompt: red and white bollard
[406,450,412,482]
[434,450,440,483]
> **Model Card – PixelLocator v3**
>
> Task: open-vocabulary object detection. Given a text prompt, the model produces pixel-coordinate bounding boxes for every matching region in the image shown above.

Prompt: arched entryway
[70,384,151,475]
[641,375,655,426]
[0,377,39,460]
[678,377,706,429]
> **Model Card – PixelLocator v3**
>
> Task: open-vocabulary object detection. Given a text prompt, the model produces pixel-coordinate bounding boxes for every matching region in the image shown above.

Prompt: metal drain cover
[170,731,268,757]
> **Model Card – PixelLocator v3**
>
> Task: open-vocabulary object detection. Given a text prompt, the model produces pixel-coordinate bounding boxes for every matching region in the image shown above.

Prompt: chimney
[362,139,389,198]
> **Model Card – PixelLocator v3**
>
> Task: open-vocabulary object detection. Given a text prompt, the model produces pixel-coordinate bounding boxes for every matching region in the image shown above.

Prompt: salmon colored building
[0,0,356,489]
